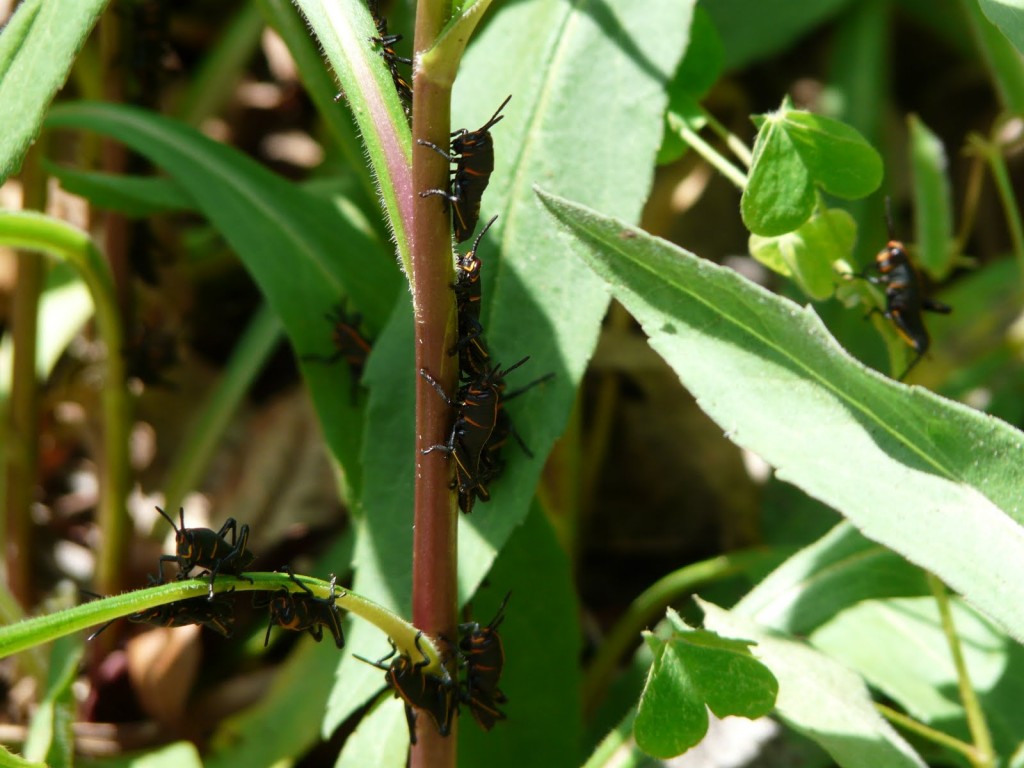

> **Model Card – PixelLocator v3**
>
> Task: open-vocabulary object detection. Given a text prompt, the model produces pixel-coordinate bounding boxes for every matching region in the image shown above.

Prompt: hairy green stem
[410,0,459,762]
[0,573,447,675]
[582,549,775,716]
[927,573,995,768]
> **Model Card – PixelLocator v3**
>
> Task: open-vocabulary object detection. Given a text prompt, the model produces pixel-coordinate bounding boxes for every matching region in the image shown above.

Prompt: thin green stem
[580,708,638,768]
[876,703,982,765]
[953,138,986,256]
[0,211,130,602]
[5,140,47,611]
[0,573,447,676]
[927,572,995,768]
[700,106,753,167]
[582,549,776,716]
[968,129,1024,293]
[667,111,748,190]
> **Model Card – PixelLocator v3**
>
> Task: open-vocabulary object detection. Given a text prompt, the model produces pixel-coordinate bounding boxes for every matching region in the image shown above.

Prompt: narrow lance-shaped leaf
[292,0,413,274]
[735,521,931,636]
[538,188,1024,644]
[45,103,401,495]
[907,115,955,280]
[0,0,106,181]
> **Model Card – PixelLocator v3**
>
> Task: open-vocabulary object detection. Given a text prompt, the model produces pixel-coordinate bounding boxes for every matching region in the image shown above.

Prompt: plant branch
[5,140,47,611]
[0,211,130,604]
[876,703,982,765]
[667,110,748,190]
[0,574,448,674]
[701,106,753,167]
[927,572,995,768]
[410,0,459,762]
[967,127,1024,294]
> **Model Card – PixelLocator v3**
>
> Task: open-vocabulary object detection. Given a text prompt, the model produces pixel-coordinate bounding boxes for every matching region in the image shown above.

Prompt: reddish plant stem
[410,1,458,765]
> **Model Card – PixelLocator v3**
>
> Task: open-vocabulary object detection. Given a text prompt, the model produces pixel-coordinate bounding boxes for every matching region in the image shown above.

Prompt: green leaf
[448,0,696,600]
[701,600,927,768]
[23,636,81,766]
[635,633,709,758]
[0,0,106,181]
[124,741,203,768]
[735,522,930,635]
[45,102,402,496]
[291,0,412,273]
[537,189,1024,644]
[702,0,852,70]
[784,111,883,198]
[673,7,723,99]
[742,104,882,236]
[459,504,582,768]
[658,5,717,165]
[811,596,1024,757]
[749,208,856,300]
[742,113,815,235]
[336,696,409,768]
[978,0,1024,56]
[0,746,44,768]
[907,115,955,279]
[965,0,1024,114]
[0,264,92,397]
[46,163,196,217]
[635,611,777,759]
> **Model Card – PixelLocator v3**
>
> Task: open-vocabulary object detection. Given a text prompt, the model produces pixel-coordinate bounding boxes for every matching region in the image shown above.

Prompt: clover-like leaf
[742,100,882,236]
[784,111,883,199]
[749,208,856,300]
[634,609,777,759]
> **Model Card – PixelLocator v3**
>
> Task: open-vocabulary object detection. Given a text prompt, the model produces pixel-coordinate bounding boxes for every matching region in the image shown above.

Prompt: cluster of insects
[415,96,552,512]
[89,507,344,650]
[846,202,952,380]
[358,594,510,742]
